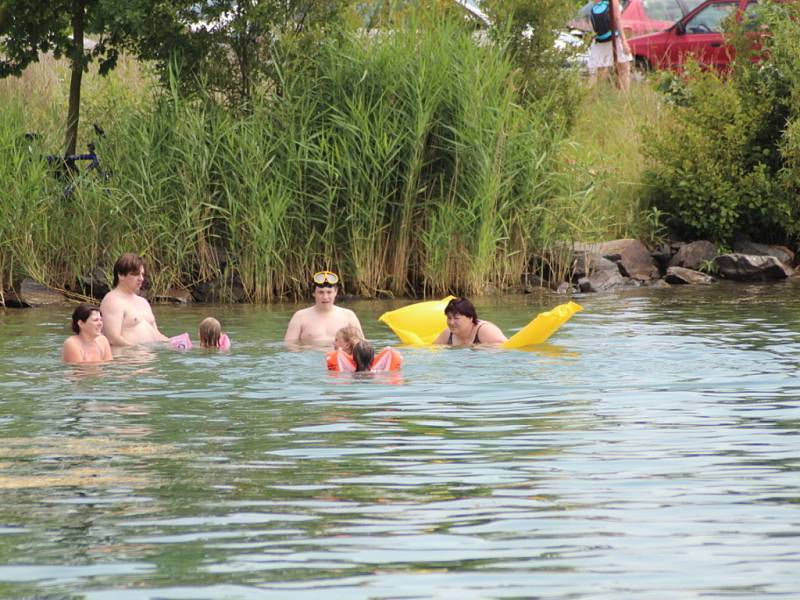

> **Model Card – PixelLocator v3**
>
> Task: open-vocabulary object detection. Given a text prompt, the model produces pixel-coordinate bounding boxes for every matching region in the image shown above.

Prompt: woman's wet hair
[199,317,222,348]
[352,340,375,372]
[444,297,479,325]
[71,303,100,334]
[112,253,145,287]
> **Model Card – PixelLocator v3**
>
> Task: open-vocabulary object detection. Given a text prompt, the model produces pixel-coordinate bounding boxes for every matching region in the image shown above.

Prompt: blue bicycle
[24,124,112,198]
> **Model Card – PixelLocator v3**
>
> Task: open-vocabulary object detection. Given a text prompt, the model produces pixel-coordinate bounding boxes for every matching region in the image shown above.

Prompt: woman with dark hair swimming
[62,304,114,363]
[433,297,507,346]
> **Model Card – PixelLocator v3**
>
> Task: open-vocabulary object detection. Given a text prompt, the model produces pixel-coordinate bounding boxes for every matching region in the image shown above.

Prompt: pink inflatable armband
[219,334,231,350]
[170,332,193,350]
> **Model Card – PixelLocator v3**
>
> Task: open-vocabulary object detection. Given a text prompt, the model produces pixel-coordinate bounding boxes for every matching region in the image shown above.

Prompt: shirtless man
[284,271,362,345]
[100,253,169,346]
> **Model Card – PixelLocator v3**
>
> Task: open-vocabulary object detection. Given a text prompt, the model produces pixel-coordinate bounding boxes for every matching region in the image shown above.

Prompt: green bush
[643,1,800,244]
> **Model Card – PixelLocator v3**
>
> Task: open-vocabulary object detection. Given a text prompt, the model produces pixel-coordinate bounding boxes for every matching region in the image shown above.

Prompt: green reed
[1,13,658,302]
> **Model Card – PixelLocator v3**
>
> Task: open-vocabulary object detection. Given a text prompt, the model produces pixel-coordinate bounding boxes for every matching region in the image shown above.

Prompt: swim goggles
[312,271,339,285]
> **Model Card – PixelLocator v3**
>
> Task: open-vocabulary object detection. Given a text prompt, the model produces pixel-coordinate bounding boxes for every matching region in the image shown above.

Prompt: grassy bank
[0,22,660,302]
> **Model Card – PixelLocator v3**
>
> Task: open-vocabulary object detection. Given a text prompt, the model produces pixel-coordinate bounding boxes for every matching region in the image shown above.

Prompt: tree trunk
[65,0,87,157]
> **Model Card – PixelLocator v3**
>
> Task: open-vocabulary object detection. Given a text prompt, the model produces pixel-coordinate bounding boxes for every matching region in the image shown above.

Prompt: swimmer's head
[352,340,375,372]
[112,253,146,287]
[444,297,479,325]
[334,325,361,353]
[199,317,222,348]
[71,303,101,334]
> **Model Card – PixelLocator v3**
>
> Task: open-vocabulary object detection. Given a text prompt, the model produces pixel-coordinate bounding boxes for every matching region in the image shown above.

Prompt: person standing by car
[582,0,633,91]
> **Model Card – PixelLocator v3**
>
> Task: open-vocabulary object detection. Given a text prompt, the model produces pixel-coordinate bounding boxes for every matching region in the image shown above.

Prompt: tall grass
[1,14,660,302]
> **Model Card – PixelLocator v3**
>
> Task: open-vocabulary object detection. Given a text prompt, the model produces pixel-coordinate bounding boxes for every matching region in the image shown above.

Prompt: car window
[742,1,764,31]
[642,0,684,21]
[681,0,706,11]
[684,1,737,33]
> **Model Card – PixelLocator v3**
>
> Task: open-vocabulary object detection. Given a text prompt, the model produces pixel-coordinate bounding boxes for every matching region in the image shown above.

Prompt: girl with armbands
[327,327,402,372]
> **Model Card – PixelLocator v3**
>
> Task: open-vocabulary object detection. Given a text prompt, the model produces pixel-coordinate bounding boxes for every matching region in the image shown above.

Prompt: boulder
[649,278,672,289]
[76,266,110,299]
[714,254,793,281]
[595,239,660,281]
[668,240,717,271]
[556,239,660,283]
[664,266,715,285]
[650,241,674,272]
[153,287,194,304]
[731,240,794,266]
[571,254,617,281]
[555,281,577,295]
[577,264,627,292]
[191,276,246,303]
[3,278,66,307]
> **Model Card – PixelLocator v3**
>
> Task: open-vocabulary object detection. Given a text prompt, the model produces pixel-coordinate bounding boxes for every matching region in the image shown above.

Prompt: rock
[522,273,551,291]
[668,240,717,271]
[571,254,618,281]
[650,242,673,272]
[577,265,627,293]
[595,239,660,281]
[554,239,660,283]
[153,287,194,304]
[714,254,793,281]
[76,266,110,299]
[191,276,246,303]
[731,240,794,266]
[3,278,66,307]
[664,266,715,285]
[555,281,576,294]
[649,278,672,289]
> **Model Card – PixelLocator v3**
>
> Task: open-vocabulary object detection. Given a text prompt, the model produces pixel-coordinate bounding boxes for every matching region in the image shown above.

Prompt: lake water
[1,284,799,599]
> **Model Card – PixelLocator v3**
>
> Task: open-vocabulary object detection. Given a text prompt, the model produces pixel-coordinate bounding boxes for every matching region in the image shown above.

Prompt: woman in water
[62,304,114,363]
[433,297,507,346]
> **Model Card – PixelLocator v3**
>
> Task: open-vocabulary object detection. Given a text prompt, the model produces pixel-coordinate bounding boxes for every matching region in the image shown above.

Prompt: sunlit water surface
[1,284,800,599]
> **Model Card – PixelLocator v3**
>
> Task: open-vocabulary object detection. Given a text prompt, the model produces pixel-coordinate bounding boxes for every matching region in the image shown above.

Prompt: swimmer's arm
[283,312,303,343]
[478,322,507,344]
[433,329,450,345]
[62,338,82,363]
[100,298,135,346]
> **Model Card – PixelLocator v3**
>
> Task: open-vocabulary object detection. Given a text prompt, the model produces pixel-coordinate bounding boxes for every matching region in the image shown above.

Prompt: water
[1,283,800,599]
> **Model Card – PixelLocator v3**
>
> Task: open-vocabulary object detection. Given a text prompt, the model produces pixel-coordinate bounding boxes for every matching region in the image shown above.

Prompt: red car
[572,0,704,37]
[628,0,765,71]
[621,0,705,37]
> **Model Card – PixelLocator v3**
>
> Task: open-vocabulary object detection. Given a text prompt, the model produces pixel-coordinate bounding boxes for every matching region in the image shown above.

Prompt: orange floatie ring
[326,348,403,372]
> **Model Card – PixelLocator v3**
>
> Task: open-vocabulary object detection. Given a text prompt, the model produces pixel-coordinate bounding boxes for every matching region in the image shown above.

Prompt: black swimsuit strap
[448,322,484,345]
[473,322,485,344]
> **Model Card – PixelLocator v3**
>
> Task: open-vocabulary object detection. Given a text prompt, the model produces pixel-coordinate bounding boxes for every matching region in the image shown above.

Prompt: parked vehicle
[621,0,706,37]
[571,0,704,37]
[628,0,766,72]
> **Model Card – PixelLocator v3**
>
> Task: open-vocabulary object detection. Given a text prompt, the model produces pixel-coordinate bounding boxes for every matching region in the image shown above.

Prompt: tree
[0,0,191,156]
[167,0,358,108]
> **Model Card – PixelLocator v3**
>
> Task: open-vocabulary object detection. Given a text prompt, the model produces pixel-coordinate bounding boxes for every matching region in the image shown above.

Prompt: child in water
[333,325,362,354]
[328,326,402,372]
[352,340,375,372]
[199,317,231,349]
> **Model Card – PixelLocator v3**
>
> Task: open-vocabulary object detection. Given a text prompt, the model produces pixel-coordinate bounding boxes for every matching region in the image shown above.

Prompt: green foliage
[0,13,572,301]
[149,0,357,109]
[642,1,800,244]
[481,0,584,128]
[0,0,192,155]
